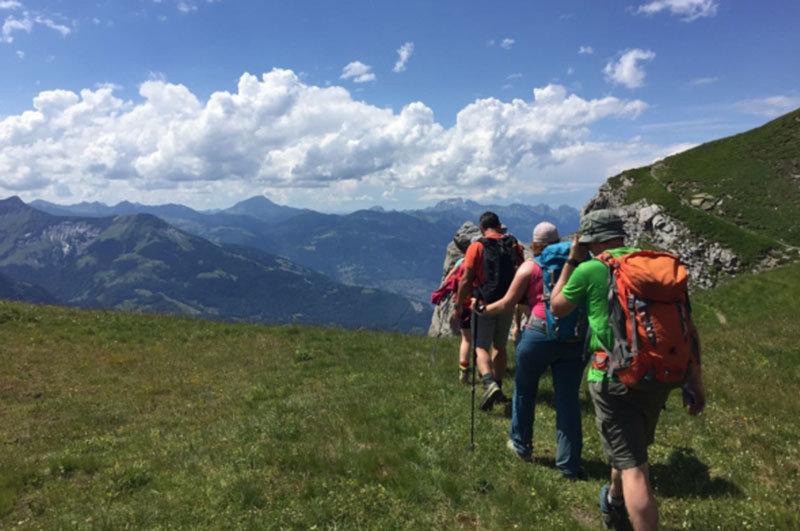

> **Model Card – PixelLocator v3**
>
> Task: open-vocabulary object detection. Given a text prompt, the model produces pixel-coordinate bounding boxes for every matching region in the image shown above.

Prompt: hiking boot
[495,388,510,403]
[506,439,532,463]
[479,381,502,411]
[459,365,471,385]
[599,484,629,530]
[561,469,586,481]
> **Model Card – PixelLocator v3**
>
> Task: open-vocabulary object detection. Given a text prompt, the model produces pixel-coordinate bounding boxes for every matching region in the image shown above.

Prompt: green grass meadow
[2,265,800,529]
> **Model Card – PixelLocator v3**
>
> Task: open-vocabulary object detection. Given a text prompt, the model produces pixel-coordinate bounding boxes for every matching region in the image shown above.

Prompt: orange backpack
[596,250,699,387]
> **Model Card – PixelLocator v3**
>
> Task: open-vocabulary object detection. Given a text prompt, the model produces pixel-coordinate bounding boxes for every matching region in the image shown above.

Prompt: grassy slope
[1,265,799,530]
[611,108,800,266]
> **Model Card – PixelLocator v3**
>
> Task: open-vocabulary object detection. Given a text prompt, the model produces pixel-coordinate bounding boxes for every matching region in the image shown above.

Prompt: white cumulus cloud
[340,61,376,83]
[635,0,718,22]
[500,38,515,50]
[33,15,70,36]
[0,69,652,209]
[1,15,32,42]
[0,1,22,10]
[393,42,414,73]
[578,45,594,55]
[1,11,71,43]
[604,49,656,89]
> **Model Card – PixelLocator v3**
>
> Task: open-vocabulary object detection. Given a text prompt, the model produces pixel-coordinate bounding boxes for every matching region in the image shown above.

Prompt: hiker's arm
[684,325,706,415]
[455,266,474,307]
[511,304,526,342]
[442,264,458,285]
[550,235,587,318]
[684,365,706,416]
[480,261,534,315]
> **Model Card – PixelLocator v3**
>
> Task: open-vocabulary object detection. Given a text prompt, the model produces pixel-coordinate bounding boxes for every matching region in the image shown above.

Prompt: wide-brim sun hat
[578,209,626,244]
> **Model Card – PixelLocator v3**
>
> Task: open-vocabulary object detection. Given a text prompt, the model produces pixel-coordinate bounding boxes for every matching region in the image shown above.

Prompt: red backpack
[596,250,699,387]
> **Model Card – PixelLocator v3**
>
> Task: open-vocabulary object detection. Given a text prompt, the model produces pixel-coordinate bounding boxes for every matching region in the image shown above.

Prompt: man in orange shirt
[456,211,522,410]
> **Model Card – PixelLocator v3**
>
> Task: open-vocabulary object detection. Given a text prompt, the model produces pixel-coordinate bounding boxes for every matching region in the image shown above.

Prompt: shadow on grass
[652,447,743,499]
[533,447,744,498]
[532,456,610,481]
[534,387,594,414]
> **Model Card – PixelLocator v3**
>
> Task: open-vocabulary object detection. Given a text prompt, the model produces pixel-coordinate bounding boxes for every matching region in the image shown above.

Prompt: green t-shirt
[561,247,640,354]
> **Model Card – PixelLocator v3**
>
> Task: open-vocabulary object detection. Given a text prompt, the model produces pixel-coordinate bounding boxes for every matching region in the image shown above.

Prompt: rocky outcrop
[583,175,741,289]
[428,221,481,337]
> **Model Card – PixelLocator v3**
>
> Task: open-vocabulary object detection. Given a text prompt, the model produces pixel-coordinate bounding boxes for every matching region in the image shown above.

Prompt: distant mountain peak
[0,196,31,214]
[234,196,279,208]
[222,195,306,223]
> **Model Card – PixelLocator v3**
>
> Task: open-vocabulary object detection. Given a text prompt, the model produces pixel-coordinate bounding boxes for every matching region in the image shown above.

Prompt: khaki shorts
[474,310,514,352]
[589,379,674,470]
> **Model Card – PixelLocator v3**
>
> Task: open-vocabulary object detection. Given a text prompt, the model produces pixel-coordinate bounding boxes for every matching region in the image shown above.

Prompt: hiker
[432,256,474,384]
[456,211,523,410]
[549,209,706,531]
[475,221,587,478]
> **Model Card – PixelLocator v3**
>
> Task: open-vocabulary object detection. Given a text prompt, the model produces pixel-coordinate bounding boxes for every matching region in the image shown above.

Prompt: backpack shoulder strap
[595,251,615,266]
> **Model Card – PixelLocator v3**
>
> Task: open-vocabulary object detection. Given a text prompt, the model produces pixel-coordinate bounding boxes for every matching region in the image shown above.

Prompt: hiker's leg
[491,310,515,383]
[610,466,623,498]
[459,328,471,366]
[509,327,552,455]
[551,346,585,477]
[492,345,507,382]
[590,380,672,531]
[622,463,657,531]
[474,312,496,377]
[475,346,492,376]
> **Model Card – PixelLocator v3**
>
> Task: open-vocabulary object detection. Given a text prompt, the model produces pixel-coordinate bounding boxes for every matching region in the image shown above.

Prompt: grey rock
[453,221,481,253]
[690,193,719,211]
[638,204,661,228]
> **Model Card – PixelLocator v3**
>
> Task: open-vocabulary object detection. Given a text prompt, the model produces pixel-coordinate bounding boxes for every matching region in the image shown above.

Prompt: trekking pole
[470,307,478,451]
[429,295,451,364]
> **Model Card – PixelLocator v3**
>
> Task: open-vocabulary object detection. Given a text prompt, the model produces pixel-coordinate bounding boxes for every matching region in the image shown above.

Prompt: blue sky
[1,0,798,212]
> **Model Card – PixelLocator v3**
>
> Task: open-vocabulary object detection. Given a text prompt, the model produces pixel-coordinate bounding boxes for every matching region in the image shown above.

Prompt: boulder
[428,221,480,337]
[690,193,719,211]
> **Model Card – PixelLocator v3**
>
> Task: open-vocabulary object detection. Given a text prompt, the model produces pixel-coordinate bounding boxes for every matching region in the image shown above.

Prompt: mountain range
[29,196,580,302]
[4,194,579,331]
[0,197,429,332]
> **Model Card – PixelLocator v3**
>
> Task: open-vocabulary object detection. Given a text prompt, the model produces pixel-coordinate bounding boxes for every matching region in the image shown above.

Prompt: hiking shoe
[495,388,510,403]
[459,365,471,385]
[561,469,586,481]
[479,381,502,411]
[599,484,629,530]
[506,439,532,463]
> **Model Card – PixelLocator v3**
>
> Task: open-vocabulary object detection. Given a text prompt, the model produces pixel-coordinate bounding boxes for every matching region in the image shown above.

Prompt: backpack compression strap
[595,252,637,378]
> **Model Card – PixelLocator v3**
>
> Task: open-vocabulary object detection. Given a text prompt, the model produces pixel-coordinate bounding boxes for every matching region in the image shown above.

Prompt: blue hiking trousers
[508,322,586,477]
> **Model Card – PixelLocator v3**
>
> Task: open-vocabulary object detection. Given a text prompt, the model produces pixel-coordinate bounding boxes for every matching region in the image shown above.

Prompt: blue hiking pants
[509,325,586,476]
